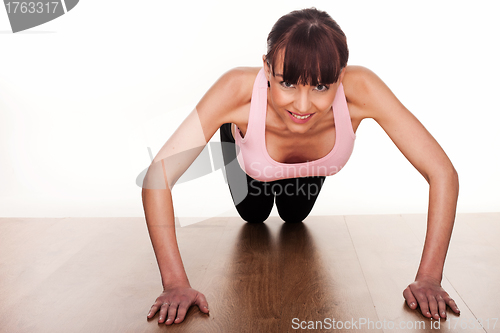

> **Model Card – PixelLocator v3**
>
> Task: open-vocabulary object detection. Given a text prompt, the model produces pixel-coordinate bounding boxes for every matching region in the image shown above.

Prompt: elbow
[428,165,459,191]
[141,160,173,192]
[446,163,459,186]
[452,166,459,192]
[447,167,459,196]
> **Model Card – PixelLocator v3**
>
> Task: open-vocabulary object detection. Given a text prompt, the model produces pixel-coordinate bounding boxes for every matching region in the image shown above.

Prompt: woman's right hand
[147,284,209,325]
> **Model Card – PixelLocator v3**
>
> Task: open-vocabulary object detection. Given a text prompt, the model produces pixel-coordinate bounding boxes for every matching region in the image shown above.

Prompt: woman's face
[263,54,344,135]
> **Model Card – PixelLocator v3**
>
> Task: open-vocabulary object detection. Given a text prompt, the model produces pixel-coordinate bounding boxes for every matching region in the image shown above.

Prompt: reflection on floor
[0,213,499,333]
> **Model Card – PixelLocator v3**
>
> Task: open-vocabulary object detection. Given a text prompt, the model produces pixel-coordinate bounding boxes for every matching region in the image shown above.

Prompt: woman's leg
[274,176,326,223]
[220,123,274,223]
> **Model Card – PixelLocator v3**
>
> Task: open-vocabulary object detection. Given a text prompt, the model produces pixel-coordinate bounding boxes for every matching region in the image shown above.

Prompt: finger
[158,303,170,324]
[427,295,440,320]
[403,287,418,310]
[147,302,160,319]
[173,301,191,324]
[194,292,210,313]
[445,296,460,314]
[414,294,431,318]
[436,295,447,319]
[165,303,179,325]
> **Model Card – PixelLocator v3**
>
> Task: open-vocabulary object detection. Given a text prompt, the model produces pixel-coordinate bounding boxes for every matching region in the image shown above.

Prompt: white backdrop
[1,0,499,219]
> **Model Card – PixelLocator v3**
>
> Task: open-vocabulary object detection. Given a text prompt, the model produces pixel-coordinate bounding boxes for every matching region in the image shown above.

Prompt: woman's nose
[293,89,311,113]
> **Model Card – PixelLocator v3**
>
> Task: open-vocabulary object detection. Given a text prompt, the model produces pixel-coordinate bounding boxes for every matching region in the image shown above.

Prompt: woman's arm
[142,68,252,325]
[142,109,209,325]
[344,66,460,319]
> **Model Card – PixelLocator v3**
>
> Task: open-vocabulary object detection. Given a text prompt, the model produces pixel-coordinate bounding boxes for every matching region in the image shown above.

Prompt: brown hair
[265,8,348,86]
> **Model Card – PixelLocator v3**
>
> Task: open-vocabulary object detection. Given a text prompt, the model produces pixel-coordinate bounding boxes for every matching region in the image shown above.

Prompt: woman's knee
[236,207,271,223]
[277,207,308,223]
[244,218,266,224]
[234,179,275,223]
[274,176,325,223]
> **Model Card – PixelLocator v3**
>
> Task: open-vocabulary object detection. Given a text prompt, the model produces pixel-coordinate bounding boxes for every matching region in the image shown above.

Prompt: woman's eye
[315,84,329,92]
[280,81,294,88]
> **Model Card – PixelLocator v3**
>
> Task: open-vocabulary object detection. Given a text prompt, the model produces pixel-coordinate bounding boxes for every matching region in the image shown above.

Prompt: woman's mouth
[287,110,314,123]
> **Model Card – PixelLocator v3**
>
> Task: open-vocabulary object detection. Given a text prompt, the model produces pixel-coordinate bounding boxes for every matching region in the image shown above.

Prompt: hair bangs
[274,24,341,86]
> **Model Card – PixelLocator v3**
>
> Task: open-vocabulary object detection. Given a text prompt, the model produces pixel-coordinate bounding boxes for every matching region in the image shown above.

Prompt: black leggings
[219,123,326,223]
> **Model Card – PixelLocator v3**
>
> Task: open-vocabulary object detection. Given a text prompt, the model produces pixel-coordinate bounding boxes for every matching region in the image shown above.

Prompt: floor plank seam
[443,273,488,333]
[342,215,382,323]
[197,217,229,284]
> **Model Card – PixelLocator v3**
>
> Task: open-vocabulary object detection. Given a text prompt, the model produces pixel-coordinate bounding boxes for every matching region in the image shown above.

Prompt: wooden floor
[1,213,499,333]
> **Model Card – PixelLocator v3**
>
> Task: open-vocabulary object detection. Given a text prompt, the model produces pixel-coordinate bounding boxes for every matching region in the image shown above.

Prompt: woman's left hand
[403,276,460,319]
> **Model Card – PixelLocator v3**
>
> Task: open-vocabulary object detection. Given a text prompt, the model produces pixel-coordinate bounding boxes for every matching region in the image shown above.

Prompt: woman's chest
[230,102,361,164]
[265,126,336,163]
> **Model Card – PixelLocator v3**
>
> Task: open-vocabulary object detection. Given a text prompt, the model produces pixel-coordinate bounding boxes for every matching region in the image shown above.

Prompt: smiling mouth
[288,110,313,120]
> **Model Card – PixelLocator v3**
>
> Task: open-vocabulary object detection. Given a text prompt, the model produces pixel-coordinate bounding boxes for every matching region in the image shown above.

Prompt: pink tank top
[233,68,356,182]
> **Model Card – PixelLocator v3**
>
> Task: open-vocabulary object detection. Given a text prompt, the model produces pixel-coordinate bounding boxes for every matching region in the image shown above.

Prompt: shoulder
[196,66,260,125]
[211,66,260,104]
[342,65,377,94]
[342,65,397,120]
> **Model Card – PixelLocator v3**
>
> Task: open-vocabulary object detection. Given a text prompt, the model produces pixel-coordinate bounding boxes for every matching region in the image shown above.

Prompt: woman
[142,7,460,325]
